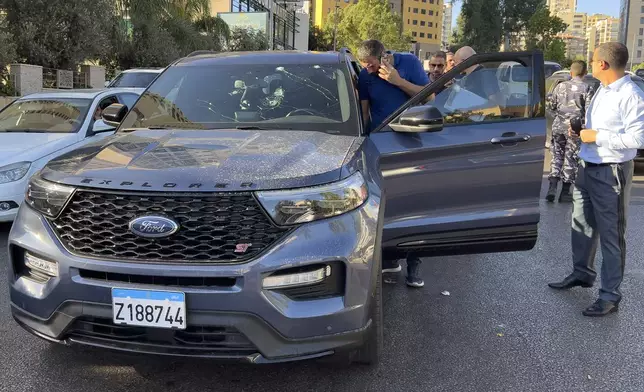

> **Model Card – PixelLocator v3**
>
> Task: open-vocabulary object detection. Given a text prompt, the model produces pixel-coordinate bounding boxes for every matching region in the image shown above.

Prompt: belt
[583,160,631,167]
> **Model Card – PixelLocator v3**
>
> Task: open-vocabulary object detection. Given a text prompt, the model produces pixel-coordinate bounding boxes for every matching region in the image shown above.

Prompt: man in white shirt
[548,42,644,317]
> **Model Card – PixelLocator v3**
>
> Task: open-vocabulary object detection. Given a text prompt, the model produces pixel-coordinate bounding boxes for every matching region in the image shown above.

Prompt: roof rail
[186,50,218,57]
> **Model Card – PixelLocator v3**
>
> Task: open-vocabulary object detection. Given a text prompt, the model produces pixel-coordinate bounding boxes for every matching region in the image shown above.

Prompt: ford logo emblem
[129,216,179,238]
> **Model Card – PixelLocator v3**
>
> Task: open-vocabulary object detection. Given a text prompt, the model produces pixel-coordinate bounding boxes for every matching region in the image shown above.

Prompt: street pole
[333,0,338,51]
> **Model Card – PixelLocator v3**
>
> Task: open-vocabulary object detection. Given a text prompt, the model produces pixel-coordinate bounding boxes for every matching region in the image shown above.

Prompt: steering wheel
[285,108,326,117]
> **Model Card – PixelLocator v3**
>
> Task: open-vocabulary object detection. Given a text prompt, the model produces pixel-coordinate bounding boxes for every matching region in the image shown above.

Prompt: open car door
[367,51,546,260]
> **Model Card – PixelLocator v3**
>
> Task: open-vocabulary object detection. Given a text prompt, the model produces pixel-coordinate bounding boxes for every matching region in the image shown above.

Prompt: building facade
[619,0,644,68]
[441,1,452,51]
[211,0,308,50]
[546,0,576,15]
[586,15,620,63]
[403,0,443,58]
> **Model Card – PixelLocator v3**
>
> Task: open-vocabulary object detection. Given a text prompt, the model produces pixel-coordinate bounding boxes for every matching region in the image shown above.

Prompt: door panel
[369,52,546,259]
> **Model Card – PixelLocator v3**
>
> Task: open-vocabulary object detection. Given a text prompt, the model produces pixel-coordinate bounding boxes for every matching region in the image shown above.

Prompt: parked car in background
[544,61,562,78]
[0,88,143,222]
[545,73,644,165]
[106,68,164,88]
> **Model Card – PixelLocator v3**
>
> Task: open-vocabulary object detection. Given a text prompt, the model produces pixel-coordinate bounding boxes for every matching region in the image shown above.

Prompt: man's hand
[378,59,402,86]
[580,129,598,143]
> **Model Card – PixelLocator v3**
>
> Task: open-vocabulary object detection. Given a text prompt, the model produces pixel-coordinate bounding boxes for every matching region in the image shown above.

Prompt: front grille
[78,269,237,288]
[50,190,292,263]
[66,317,258,356]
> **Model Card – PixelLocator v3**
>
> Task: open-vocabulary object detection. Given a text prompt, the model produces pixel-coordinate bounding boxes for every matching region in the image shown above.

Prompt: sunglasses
[429,63,445,68]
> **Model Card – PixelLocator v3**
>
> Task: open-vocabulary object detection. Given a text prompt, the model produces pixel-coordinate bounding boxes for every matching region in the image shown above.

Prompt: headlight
[256,172,368,226]
[25,175,75,217]
[0,161,31,184]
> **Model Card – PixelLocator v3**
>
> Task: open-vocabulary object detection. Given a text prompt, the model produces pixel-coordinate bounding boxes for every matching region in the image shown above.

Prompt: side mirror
[90,119,116,135]
[102,103,128,127]
[390,105,444,133]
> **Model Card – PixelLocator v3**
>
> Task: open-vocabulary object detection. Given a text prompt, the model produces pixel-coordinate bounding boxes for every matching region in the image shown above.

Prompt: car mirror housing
[102,103,128,127]
[390,105,444,133]
[91,119,116,135]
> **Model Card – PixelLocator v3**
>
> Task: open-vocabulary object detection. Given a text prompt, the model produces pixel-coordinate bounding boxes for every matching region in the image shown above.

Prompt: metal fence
[43,68,89,89]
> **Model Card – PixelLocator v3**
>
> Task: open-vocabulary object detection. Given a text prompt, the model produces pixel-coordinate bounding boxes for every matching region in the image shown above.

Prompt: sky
[450,0,622,27]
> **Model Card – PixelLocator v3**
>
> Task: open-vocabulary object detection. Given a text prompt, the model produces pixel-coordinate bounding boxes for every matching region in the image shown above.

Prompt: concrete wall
[0,97,17,110]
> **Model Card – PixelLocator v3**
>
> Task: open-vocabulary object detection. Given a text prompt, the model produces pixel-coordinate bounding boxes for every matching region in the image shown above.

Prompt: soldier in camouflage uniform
[546,60,595,202]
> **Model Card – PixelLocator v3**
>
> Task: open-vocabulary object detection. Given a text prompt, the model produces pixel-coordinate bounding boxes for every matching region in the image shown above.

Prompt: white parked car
[0,88,144,222]
[106,68,164,88]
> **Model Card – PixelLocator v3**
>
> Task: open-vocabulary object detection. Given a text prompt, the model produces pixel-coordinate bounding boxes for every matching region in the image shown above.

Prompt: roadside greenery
[315,0,411,54]
[0,0,269,84]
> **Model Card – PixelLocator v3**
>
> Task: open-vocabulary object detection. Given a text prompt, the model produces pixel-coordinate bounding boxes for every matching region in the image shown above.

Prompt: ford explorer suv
[8,49,546,365]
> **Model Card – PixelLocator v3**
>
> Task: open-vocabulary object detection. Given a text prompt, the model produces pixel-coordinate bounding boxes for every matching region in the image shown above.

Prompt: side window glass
[118,93,139,110]
[428,60,532,125]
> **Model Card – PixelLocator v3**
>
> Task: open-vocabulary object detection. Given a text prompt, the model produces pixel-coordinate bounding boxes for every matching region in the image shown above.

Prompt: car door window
[427,61,532,125]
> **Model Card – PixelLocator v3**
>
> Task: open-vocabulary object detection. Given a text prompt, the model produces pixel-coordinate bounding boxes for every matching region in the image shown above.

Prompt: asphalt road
[2,169,644,392]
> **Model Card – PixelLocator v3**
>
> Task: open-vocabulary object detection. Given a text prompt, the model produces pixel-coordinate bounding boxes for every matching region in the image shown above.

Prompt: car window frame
[370,51,544,134]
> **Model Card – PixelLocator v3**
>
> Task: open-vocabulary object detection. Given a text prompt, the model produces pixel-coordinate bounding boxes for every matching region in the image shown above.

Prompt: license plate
[112,288,186,330]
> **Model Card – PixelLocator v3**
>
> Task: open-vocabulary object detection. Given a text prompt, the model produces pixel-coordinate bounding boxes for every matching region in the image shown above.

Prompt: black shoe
[559,182,573,202]
[582,299,619,317]
[405,257,424,288]
[382,259,401,273]
[545,178,558,202]
[548,275,593,290]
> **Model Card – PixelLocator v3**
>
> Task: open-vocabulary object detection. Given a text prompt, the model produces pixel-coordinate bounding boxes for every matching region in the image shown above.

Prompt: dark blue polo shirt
[358,52,429,130]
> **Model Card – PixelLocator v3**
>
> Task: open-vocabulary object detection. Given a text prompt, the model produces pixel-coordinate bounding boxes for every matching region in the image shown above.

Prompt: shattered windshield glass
[119,63,358,135]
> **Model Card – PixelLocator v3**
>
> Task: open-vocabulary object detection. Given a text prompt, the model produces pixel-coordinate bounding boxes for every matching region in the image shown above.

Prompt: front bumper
[8,198,381,362]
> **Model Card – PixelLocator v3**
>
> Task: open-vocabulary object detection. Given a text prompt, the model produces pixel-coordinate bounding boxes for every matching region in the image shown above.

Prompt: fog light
[0,201,18,211]
[263,265,331,289]
[25,253,58,278]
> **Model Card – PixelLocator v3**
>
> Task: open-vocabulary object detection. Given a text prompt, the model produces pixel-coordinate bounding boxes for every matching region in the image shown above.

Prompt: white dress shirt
[581,75,644,163]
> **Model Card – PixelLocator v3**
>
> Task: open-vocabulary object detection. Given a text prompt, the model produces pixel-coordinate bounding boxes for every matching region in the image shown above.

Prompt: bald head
[453,46,477,74]
[454,46,476,64]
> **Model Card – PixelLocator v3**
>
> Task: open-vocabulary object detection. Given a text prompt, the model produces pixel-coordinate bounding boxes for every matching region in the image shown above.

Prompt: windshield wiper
[1,129,45,133]
[235,126,293,130]
[121,126,169,133]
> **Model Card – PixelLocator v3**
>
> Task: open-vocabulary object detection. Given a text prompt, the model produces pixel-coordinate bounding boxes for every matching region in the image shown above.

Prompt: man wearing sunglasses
[427,51,447,83]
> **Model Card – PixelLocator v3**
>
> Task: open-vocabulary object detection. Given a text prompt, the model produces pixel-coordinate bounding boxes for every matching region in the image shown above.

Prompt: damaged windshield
[119,63,358,135]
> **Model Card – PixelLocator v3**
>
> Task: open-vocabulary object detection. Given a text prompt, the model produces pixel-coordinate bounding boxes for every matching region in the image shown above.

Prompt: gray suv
[8,49,546,365]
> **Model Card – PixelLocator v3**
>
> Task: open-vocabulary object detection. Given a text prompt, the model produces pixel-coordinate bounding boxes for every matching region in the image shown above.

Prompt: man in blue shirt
[356,39,429,288]
[548,42,644,316]
[357,40,429,132]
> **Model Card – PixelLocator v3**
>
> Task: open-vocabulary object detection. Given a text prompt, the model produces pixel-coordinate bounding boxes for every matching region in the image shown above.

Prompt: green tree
[228,27,269,51]
[0,17,17,96]
[309,22,332,51]
[525,4,567,62]
[500,0,542,49]
[323,0,411,54]
[454,0,503,53]
[3,0,116,70]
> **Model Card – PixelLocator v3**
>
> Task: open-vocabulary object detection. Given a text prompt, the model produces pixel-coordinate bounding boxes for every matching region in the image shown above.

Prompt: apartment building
[619,0,644,68]
[546,0,576,15]
[441,1,452,51]
[403,0,443,57]
[586,15,620,63]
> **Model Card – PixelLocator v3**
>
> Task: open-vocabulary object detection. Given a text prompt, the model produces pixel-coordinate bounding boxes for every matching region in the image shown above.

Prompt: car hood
[0,133,79,166]
[41,130,361,192]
